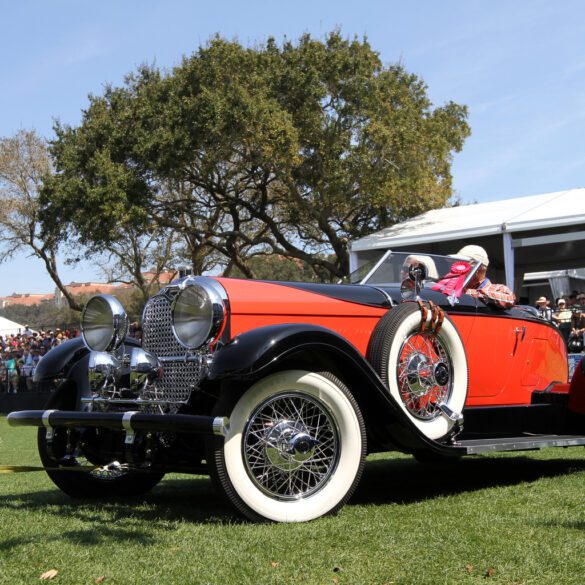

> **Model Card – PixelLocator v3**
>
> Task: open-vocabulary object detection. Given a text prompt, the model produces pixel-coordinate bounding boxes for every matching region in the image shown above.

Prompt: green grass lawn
[0,418,584,585]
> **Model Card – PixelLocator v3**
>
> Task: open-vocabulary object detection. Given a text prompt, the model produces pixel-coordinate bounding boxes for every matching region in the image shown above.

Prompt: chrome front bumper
[7,409,229,437]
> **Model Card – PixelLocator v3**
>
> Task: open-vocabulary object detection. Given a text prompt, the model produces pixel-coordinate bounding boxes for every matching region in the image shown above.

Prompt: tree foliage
[43,32,470,280]
[0,129,83,310]
[228,254,320,281]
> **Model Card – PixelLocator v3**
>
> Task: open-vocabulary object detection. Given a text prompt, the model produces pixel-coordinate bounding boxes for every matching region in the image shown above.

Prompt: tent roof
[351,188,585,252]
[0,316,27,336]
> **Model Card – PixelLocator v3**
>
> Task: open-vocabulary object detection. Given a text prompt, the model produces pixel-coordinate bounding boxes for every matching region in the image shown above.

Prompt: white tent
[0,316,28,336]
[350,188,585,294]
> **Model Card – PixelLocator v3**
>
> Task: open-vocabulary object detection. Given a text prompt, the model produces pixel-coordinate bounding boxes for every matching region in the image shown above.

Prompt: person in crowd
[4,349,19,393]
[19,348,35,391]
[42,333,52,352]
[455,245,516,309]
[535,296,553,321]
[566,292,579,308]
[570,301,585,351]
[553,298,573,345]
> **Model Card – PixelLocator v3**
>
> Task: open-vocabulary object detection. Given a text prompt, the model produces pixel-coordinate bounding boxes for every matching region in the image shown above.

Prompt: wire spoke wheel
[210,370,366,522]
[367,302,468,440]
[397,332,452,420]
[243,392,339,500]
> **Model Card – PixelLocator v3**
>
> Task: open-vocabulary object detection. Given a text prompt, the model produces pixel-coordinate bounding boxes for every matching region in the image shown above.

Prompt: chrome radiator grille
[142,289,203,405]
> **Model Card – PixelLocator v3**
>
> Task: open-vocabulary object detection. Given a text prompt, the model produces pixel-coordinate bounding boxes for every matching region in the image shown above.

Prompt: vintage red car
[8,250,585,522]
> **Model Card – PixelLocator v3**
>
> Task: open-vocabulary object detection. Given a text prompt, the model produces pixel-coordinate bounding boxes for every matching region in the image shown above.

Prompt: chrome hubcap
[243,392,339,500]
[264,421,320,471]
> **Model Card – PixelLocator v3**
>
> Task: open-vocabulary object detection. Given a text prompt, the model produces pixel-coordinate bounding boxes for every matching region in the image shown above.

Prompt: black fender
[33,337,88,384]
[34,336,142,382]
[33,337,141,405]
[207,323,465,457]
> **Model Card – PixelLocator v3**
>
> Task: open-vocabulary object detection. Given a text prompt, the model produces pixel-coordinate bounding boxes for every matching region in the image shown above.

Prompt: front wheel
[38,383,164,498]
[210,370,366,522]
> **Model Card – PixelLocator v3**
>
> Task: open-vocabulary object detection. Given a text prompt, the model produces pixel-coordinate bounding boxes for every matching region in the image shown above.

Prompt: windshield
[351,251,479,286]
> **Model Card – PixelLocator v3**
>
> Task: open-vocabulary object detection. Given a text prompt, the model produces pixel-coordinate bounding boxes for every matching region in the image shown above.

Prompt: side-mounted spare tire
[367,302,468,441]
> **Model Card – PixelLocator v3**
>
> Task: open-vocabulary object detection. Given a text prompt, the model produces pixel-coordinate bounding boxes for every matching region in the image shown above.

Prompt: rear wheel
[210,370,366,522]
[38,383,164,498]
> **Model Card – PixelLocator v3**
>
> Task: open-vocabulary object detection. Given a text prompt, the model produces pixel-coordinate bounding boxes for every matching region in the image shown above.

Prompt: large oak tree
[42,32,470,280]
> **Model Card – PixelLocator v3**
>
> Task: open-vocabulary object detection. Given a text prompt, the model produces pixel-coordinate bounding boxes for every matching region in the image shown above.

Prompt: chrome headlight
[81,295,129,352]
[171,278,226,349]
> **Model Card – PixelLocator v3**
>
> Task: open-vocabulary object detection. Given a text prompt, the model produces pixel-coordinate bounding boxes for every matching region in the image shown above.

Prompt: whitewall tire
[367,302,468,441]
[211,370,366,522]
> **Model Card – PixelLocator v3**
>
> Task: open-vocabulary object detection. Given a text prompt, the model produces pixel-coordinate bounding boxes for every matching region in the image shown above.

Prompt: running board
[457,435,585,454]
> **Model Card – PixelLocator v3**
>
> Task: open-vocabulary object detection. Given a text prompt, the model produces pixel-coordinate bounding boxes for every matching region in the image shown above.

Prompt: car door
[464,305,531,405]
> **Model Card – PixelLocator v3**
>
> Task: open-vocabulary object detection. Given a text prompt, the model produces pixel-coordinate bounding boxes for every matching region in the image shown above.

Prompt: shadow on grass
[0,474,235,521]
[0,454,583,547]
[352,454,585,507]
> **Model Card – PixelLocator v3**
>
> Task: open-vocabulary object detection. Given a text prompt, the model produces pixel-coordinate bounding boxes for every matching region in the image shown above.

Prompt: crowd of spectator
[0,327,79,393]
[535,291,585,352]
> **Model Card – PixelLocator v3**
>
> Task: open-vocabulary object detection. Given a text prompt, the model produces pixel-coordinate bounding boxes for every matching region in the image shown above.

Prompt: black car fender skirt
[206,323,465,457]
[33,337,141,383]
[33,337,88,383]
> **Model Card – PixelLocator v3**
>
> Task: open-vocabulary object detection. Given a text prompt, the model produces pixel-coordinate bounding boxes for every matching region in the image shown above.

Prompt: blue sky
[1,0,584,296]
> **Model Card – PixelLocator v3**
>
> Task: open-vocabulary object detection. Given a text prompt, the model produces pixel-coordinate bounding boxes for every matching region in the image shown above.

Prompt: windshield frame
[354,250,481,288]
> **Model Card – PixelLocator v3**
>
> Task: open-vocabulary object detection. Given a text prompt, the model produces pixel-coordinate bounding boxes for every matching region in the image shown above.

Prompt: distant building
[0,293,54,309]
[142,269,178,284]
[0,268,181,309]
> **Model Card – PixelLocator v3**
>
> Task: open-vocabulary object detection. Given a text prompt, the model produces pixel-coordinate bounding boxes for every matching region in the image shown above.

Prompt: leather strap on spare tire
[366,301,468,441]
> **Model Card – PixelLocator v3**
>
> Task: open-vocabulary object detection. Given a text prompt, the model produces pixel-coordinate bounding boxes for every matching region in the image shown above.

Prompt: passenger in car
[456,245,516,309]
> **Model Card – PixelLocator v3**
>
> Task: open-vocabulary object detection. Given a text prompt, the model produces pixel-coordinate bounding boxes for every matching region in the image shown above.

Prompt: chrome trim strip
[368,286,394,307]
[41,409,57,428]
[122,410,139,445]
[41,409,57,441]
[81,397,187,406]
[158,355,204,363]
[122,411,138,432]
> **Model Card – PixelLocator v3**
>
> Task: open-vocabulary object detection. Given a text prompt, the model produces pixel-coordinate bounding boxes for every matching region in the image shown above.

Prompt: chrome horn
[88,351,122,392]
[130,348,163,393]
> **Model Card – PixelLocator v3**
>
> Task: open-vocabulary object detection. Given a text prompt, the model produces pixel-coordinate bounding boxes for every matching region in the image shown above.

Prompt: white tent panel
[351,188,585,252]
[0,316,28,336]
[350,188,585,300]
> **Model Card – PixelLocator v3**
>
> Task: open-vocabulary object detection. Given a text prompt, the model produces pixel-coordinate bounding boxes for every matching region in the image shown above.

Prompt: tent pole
[503,231,515,291]
[349,250,359,273]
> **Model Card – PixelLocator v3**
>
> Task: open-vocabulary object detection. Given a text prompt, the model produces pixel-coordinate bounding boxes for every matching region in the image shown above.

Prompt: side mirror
[401,261,427,301]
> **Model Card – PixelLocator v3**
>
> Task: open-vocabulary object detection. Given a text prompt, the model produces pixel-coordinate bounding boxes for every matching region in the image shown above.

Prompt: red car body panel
[216,278,387,355]
[462,315,568,406]
[216,277,569,409]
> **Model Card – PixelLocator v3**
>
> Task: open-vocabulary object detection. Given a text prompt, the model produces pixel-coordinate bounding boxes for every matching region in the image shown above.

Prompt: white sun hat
[456,245,489,267]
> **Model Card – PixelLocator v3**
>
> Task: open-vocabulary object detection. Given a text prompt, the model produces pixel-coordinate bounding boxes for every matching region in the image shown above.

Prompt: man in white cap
[456,245,516,309]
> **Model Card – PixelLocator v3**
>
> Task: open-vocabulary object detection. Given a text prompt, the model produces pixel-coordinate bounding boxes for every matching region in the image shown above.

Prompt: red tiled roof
[0,293,54,306]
